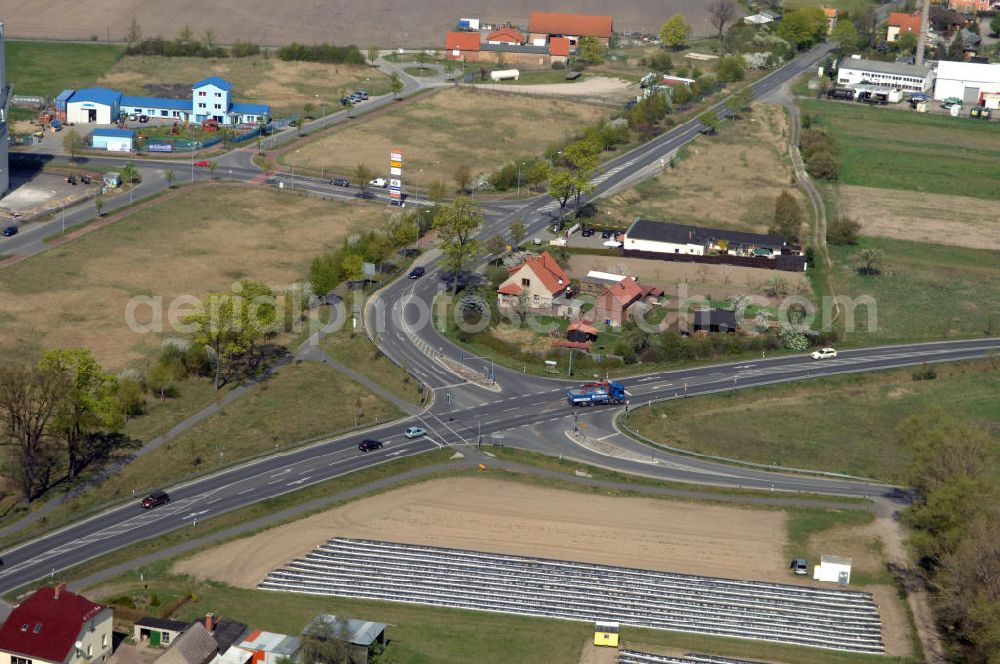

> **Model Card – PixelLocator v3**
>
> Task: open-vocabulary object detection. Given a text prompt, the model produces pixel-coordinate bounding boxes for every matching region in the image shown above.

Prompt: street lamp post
[517,161,525,198]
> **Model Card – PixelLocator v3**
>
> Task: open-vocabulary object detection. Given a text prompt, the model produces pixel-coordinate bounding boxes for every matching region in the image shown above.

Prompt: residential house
[302,616,388,664]
[486,26,525,45]
[580,270,628,297]
[134,618,191,648]
[0,585,113,664]
[822,7,838,34]
[961,27,982,54]
[154,623,219,664]
[836,55,933,92]
[933,60,1000,107]
[948,0,991,13]
[566,320,598,343]
[886,12,922,43]
[593,277,642,327]
[497,251,571,312]
[527,12,614,47]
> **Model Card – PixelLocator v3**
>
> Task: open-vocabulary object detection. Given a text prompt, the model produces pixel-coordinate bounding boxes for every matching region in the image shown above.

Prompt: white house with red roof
[0,585,112,664]
[497,251,572,313]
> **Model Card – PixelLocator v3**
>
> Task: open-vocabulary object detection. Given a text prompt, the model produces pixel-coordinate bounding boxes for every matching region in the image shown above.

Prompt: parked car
[340,97,353,106]
[358,439,383,452]
[140,490,170,509]
[331,177,351,187]
[355,90,369,99]
[127,114,138,121]
[601,230,613,239]
[404,426,426,439]
[790,559,808,575]
[811,347,838,360]
[369,177,388,188]
[194,160,212,168]
[408,266,425,279]
[2,226,18,237]
[138,115,150,123]
[581,228,595,237]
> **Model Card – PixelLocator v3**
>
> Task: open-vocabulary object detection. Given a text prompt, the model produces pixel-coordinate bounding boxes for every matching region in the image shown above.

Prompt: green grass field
[321,325,425,406]
[784,0,873,13]
[6,41,123,98]
[625,359,1000,482]
[799,99,1000,200]
[828,236,1000,343]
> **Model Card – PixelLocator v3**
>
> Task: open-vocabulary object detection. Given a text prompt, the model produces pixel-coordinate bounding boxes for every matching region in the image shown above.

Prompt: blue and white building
[64,77,269,126]
[91,128,135,152]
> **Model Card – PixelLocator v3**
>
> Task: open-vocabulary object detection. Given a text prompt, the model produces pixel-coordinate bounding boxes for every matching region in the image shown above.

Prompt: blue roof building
[192,76,233,91]
[91,127,135,151]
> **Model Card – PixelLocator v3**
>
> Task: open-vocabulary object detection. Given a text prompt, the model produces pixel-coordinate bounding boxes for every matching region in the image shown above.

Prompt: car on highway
[810,347,838,360]
[194,160,212,168]
[331,177,350,187]
[1,226,17,237]
[369,178,388,188]
[408,266,425,279]
[790,559,808,575]
[358,439,383,452]
[140,490,170,509]
[405,426,426,439]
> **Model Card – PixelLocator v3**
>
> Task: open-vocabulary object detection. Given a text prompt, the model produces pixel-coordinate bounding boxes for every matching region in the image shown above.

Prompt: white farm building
[836,56,933,93]
[933,60,1000,108]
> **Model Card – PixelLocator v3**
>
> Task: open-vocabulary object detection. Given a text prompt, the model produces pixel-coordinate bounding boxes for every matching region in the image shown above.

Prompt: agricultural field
[98,55,389,118]
[600,103,804,235]
[280,87,610,186]
[4,41,123,99]
[798,99,1000,200]
[626,358,1000,482]
[0,185,398,370]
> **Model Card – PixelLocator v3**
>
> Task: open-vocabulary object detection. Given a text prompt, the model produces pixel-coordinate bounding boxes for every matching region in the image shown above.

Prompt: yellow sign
[390,160,402,168]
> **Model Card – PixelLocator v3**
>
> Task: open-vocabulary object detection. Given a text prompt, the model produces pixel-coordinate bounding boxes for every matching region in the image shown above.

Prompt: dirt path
[473,76,636,100]
[174,476,789,588]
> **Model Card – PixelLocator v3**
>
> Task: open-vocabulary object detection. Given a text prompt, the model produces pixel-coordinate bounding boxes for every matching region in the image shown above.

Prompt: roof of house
[549,36,570,57]
[155,623,218,664]
[193,76,233,91]
[584,270,627,284]
[68,87,122,106]
[887,12,922,33]
[237,630,300,656]
[135,617,191,632]
[446,31,481,52]
[839,56,931,78]
[822,6,838,18]
[0,586,105,663]
[509,251,570,295]
[207,618,248,654]
[528,11,613,38]
[121,95,191,110]
[486,26,525,43]
[961,28,982,45]
[935,59,1000,83]
[303,616,388,647]
[230,102,271,115]
[626,218,791,249]
[567,320,599,335]
[498,282,523,296]
[640,284,664,298]
[694,308,738,330]
[603,277,643,306]
[480,43,549,54]
[92,128,136,138]
[744,13,774,24]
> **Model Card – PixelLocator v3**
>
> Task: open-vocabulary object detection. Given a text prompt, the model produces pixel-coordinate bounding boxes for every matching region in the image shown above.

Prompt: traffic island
[437,354,502,392]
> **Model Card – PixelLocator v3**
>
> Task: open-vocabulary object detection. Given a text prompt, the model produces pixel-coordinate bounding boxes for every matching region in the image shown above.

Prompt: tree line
[277,43,366,65]
[124,21,259,58]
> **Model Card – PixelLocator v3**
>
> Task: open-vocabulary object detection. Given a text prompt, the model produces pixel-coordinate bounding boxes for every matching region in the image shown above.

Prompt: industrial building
[91,128,136,152]
[63,77,269,126]
[933,60,1000,108]
[836,55,933,92]
[0,22,9,198]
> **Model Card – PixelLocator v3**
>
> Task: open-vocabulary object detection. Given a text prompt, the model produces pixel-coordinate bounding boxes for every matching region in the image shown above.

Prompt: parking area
[0,169,96,217]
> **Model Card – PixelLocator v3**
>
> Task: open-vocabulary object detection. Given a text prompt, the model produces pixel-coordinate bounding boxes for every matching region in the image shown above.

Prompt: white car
[811,347,838,360]
[368,178,388,188]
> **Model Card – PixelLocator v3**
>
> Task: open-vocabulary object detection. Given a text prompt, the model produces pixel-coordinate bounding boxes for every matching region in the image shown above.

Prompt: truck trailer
[566,381,627,406]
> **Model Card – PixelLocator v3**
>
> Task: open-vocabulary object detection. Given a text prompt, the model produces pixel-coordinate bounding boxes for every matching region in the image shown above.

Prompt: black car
[138,115,150,123]
[2,226,17,237]
[331,177,350,187]
[408,266,425,279]
[340,97,353,106]
[581,228,595,237]
[140,490,170,509]
[359,439,383,452]
[601,230,612,239]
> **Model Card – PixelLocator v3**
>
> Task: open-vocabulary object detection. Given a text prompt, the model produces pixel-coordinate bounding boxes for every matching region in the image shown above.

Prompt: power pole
[915,0,931,67]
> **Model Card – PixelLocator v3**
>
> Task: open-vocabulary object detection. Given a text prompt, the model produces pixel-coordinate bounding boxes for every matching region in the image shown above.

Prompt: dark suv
[140,490,170,509]
[358,439,383,452]
[2,226,17,237]
[408,266,425,279]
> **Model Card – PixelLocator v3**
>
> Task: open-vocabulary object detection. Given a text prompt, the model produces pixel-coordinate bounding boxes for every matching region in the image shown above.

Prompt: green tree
[947,31,964,61]
[367,46,379,66]
[354,163,374,198]
[342,254,365,283]
[827,216,860,245]
[453,164,473,194]
[120,162,141,185]
[235,279,278,370]
[509,218,526,249]
[547,170,576,227]
[208,160,218,181]
[165,169,176,188]
[852,247,886,276]
[769,191,803,242]
[698,110,721,134]
[38,349,122,480]
[434,197,482,293]
[485,234,506,262]
[715,55,746,82]
[391,218,419,251]
[659,14,692,50]
[991,14,1000,38]
[577,36,605,64]
[94,195,105,217]
[778,7,827,48]
[427,178,448,205]
[831,19,858,51]
[895,31,917,55]
[146,362,175,403]
[183,293,247,390]
[389,71,403,99]
[310,252,343,297]
[62,129,84,161]
[725,88,752,117]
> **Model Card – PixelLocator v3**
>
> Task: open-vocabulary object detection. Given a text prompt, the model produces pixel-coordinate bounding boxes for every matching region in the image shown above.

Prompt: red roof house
[497,251,570,310]
[0,585,113,664]
[445,31,481,60]
[528,12,614,40]
[593,277,643,327]
[886,12,922,42]
[486,26,525,45]
[549,37,570,57]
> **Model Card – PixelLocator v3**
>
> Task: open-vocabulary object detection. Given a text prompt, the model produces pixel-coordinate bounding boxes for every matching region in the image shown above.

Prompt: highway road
[2,42,997,596]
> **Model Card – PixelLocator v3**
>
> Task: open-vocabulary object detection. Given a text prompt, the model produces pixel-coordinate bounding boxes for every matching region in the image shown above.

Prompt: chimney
[205,613,214,632]
[54,582,66,599]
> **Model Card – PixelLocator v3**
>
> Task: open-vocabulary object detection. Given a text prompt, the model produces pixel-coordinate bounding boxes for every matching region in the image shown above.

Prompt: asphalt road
[3,42,996,595]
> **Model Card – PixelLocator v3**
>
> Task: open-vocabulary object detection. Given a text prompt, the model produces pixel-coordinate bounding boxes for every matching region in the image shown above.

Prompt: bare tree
[708,0,738,41]
[454,164,472,194]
